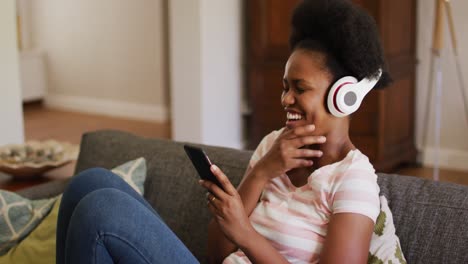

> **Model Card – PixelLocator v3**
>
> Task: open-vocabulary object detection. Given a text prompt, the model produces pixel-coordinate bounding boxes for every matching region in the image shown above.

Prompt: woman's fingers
[210,165,238,197]
[282,124,316,139]
[206,192,222,209]
[292,148,323,159]
[207,197,224,219]
[199,179,228,201]
[199,165,238,201]
[290,135,327,148]
[291,158,314,168]
[280,124,326,150]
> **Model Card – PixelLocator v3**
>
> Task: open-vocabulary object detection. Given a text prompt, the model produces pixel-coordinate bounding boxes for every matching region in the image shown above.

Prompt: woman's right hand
[255,124,326,180]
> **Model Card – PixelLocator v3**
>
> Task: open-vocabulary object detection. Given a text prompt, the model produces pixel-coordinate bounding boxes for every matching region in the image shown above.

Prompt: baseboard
[45,93,169,122]
[421,147,468,171]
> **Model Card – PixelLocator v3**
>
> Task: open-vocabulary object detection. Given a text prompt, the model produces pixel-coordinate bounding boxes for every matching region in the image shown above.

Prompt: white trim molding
[45,93,169,123]
[1,0,25,145]
[422,147,468,171]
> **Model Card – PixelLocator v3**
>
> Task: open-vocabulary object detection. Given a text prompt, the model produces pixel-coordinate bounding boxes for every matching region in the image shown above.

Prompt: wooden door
[245,0,301,149]
[349,0,418,171]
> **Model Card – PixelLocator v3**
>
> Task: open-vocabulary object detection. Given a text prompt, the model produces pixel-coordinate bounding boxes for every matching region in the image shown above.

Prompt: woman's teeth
[287,112,303,121]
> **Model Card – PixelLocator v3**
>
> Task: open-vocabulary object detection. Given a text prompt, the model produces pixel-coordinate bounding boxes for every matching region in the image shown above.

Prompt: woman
[57,0,403,263]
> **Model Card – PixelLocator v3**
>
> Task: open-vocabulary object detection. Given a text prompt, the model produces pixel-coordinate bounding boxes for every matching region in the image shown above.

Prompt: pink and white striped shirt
[223,129,381,264]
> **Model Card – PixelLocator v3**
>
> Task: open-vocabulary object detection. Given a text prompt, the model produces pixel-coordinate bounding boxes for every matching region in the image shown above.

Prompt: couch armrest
[15,179,69,199]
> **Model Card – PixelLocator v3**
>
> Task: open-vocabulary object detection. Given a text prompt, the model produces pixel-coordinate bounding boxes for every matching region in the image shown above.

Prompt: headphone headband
[355,69,382,97]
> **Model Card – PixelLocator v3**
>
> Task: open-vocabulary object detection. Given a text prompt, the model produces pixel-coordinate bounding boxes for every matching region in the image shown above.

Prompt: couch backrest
[74,130,468,264]
[376,174,468,263]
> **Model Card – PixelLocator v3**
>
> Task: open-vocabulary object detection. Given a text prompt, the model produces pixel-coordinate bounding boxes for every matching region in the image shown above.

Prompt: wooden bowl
[0,140,79,180]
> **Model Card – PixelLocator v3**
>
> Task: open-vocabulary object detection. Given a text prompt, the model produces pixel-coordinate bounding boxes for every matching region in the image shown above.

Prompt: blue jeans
[56,168,199,264]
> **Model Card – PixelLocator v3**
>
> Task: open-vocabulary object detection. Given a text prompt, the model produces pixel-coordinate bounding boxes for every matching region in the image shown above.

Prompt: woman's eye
[296,87,305,93]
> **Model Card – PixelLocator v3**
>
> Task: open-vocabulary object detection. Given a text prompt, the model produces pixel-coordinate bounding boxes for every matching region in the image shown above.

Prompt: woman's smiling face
[282,49,335,133]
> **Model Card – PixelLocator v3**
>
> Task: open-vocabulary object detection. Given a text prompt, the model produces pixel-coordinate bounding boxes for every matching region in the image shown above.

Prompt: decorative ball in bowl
[0,140,79,180]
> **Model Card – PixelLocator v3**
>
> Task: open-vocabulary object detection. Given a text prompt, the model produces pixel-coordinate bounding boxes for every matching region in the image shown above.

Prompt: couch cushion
[72,130,468,263]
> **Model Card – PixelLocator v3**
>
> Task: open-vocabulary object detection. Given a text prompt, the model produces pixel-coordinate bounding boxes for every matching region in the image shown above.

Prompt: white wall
[27,0,169,122]
[0,0,25,145]
[169,0,202,142]
[416,0,468,171]
[200,0,243,148]
[170,0,243,148]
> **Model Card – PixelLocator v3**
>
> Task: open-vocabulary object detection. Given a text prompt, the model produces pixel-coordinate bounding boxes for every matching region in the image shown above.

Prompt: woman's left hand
[199,165,255,247]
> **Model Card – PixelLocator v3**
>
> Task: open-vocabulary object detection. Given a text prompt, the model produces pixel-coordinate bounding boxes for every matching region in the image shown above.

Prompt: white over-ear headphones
[327,69,382,117]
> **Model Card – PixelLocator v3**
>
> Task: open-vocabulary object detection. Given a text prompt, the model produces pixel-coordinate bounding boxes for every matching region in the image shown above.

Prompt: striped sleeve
[249,129,283,168]
[331,168,380,223]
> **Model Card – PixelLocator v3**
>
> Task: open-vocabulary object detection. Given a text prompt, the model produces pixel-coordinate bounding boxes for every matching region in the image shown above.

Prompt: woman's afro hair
[289,0,391,89]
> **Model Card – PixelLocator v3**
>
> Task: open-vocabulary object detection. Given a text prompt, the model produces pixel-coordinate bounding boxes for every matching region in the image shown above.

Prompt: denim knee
[67,167,120,191]
[61,167,124,205]
[70,188,144,230]
[71,167,114,184]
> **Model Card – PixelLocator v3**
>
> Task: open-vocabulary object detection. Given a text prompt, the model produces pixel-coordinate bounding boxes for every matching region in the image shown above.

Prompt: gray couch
[17,130,468,263]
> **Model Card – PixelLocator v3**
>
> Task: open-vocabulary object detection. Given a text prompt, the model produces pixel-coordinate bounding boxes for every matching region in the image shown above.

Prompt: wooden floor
[1,102,467,191]
[23,102,171,145]
[397,166,468,186]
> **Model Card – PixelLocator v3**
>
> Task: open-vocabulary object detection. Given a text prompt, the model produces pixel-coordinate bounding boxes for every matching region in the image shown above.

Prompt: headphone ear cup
[327,76,358,117]
[327,69,382,118]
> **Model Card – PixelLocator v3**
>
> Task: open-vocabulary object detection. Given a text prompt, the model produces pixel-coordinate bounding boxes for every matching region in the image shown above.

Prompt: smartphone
[183,145,224,190]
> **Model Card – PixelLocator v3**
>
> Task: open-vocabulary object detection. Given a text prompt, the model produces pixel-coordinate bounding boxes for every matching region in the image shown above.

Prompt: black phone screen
[183,145,223,189]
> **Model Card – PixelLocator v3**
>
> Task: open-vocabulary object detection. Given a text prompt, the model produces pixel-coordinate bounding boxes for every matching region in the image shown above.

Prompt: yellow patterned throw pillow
[0,157,147,260]
[0,196,61,264]
[0,192,58,255]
